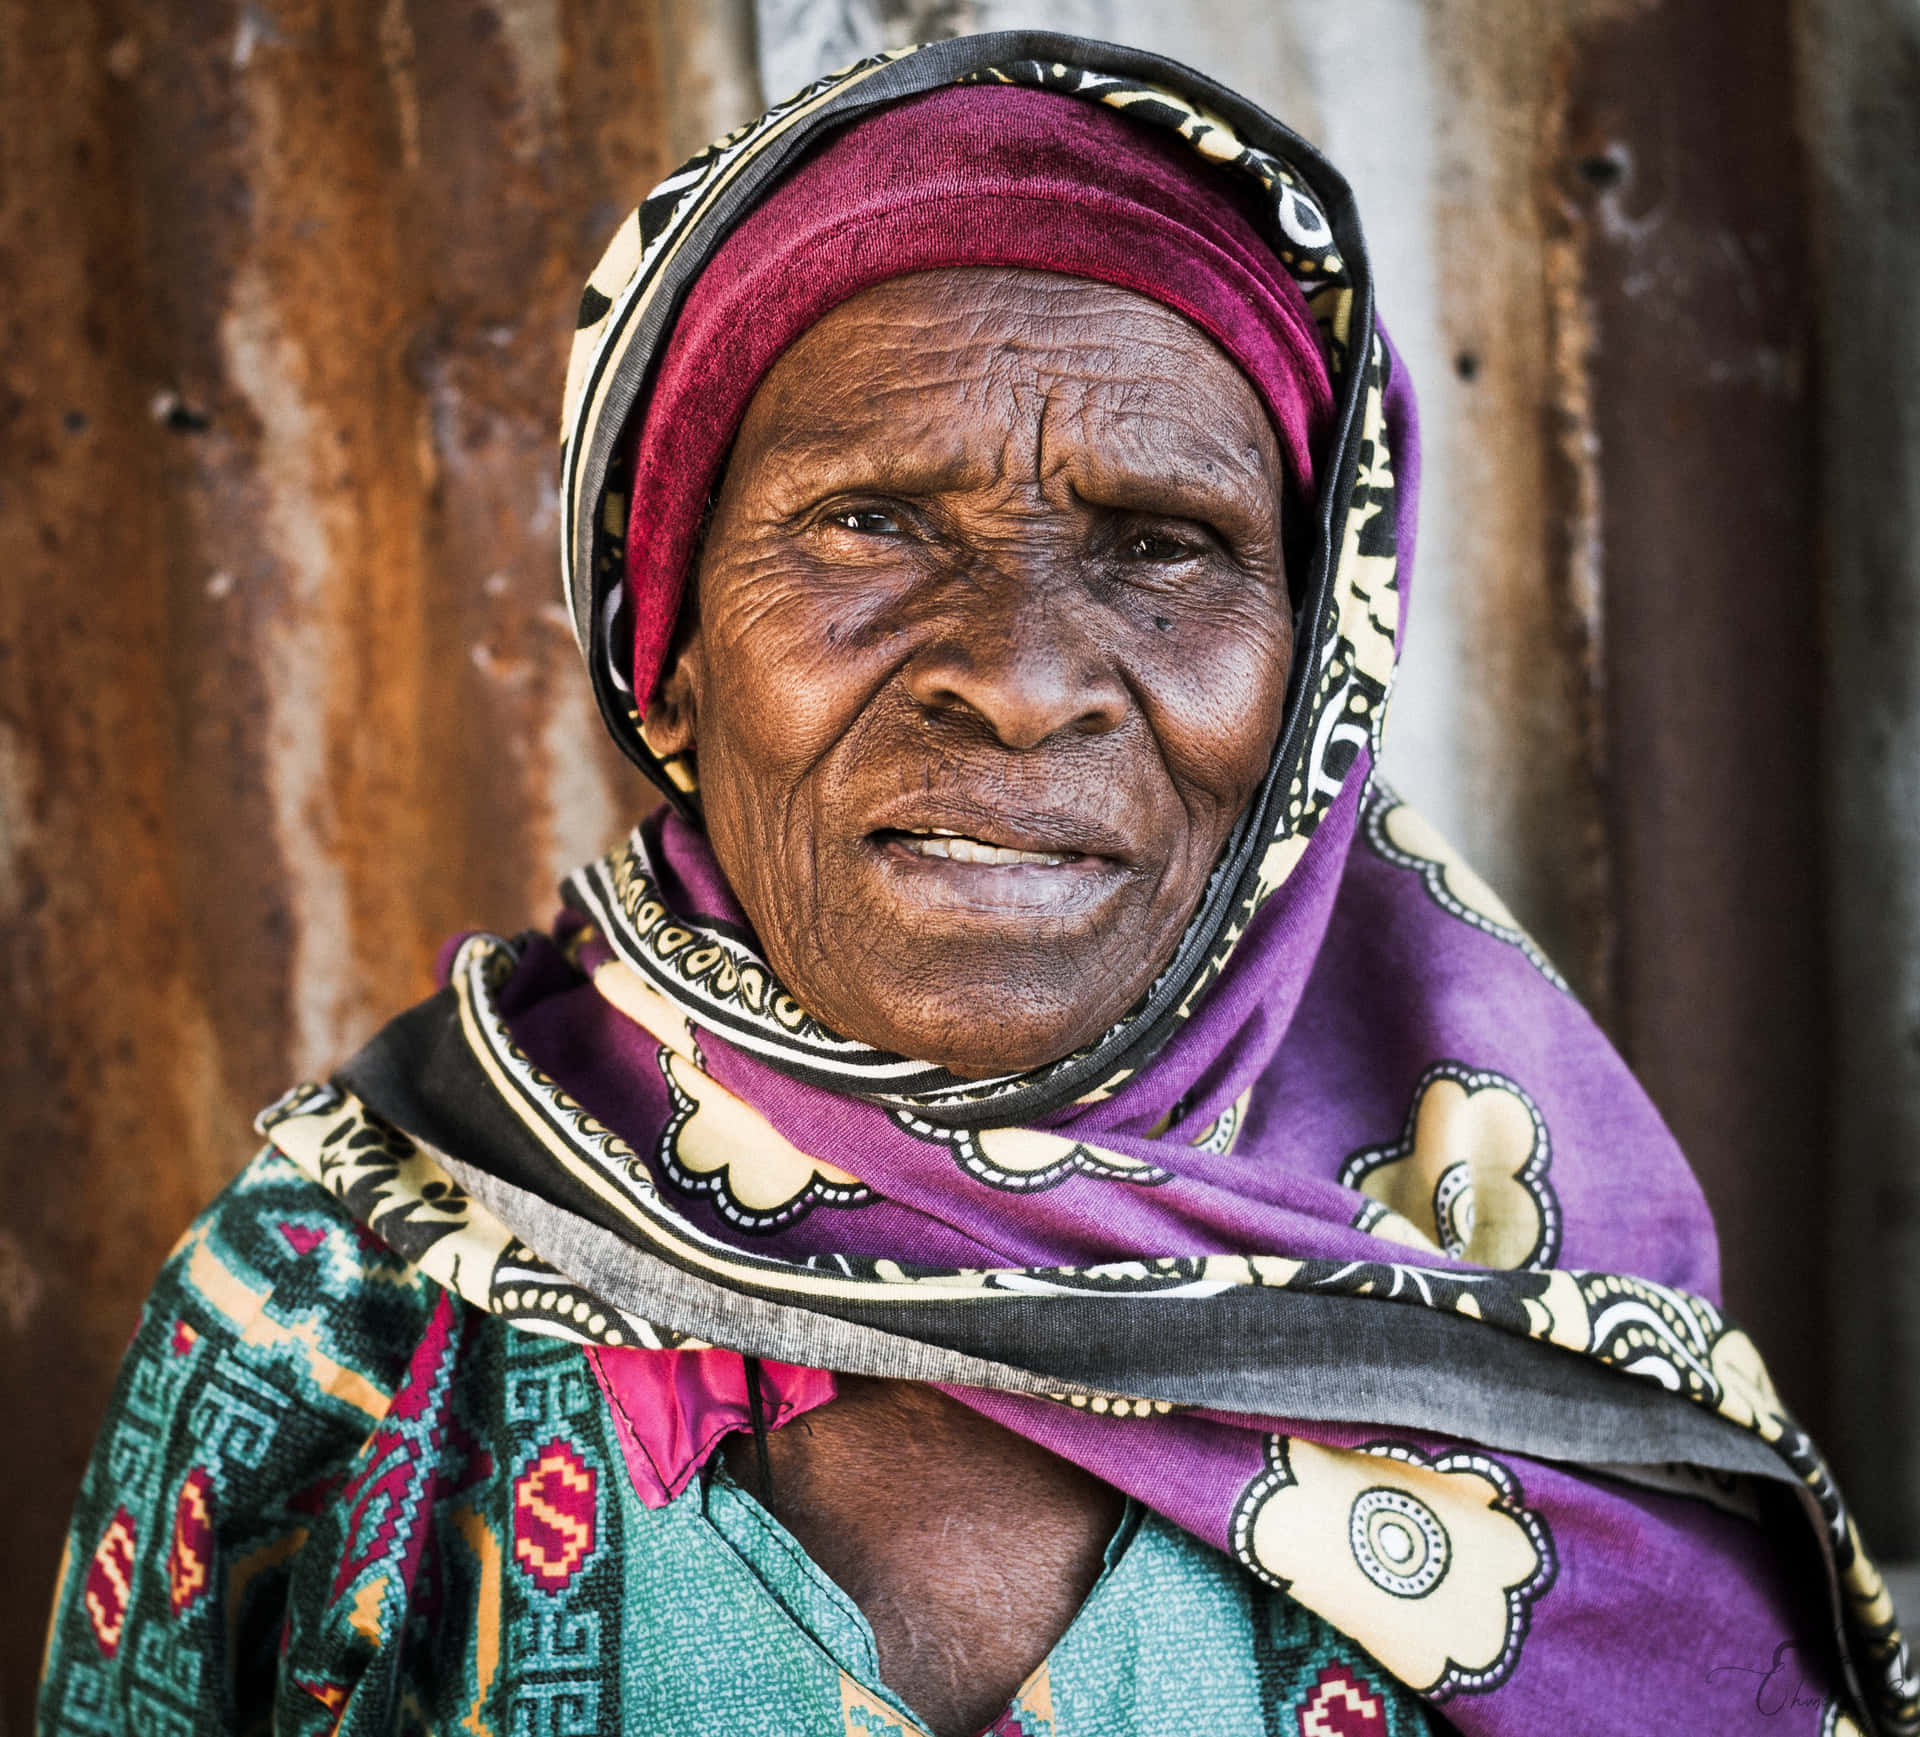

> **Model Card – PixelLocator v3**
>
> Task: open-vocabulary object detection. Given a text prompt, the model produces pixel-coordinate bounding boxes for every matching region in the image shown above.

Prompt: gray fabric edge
[438,1150,1085,1397]
[442,1151,1788,1488]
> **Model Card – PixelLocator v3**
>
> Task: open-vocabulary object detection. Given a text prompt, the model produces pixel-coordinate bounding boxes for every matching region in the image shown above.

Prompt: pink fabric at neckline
[621,82,1336,714]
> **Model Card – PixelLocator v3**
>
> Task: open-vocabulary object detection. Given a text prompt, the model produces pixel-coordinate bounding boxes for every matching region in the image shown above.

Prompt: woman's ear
[638,625,703,794]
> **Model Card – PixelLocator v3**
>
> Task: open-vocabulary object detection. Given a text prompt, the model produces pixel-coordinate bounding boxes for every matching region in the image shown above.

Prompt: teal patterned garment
[38,1150,1437,1734]
[639,1468,1438,1734]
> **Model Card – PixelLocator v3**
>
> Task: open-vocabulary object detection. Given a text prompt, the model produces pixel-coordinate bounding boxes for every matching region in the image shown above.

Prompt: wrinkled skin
[663,269,1294,1736]
[647,267,1293,1080]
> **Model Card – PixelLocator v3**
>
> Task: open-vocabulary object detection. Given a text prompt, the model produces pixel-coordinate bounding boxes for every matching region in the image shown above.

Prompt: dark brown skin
[661,270,1295,1735]
[721,1382,1125,1734]
[647,267,1294,1080]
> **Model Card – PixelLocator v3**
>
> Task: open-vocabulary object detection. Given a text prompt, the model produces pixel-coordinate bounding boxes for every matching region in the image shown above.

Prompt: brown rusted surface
[1387,0,1830,1430]
[0,0,718,1720]
[1555,0,1827,1423]
[1423,0,1618,1018]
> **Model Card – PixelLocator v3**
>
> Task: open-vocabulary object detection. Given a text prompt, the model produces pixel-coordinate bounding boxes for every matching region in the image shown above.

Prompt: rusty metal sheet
[1556,0,1827,1431]
[0,0,756,1718]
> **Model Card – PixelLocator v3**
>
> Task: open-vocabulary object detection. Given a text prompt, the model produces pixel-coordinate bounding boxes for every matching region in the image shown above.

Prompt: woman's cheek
[1136,637,1287,783]
[699,626,858,783]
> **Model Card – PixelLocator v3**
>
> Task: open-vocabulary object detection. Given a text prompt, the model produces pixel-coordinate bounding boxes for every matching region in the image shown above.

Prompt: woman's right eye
[829,507,900,535]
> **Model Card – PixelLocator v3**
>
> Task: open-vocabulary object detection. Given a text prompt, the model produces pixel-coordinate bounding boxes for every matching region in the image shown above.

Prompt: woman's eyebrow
[757,432,1008,505]
[1060,444,1279,537]
[1072,462,1270,518]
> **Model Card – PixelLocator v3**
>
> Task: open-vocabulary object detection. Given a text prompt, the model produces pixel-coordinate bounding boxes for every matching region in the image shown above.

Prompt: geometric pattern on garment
[323,1292,463,1632]
[1300,1664,1388,1735]
[84,1507,137,1657]
[514,1436,598,1590]
[167,1468,214,1615]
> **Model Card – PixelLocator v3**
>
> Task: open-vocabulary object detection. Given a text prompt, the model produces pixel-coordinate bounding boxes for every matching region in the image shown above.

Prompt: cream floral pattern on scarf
[1364,790,1569,991]
[1231,1436,1555,1701]
[600,957,874,1233]
[1341,1065,1561,1270]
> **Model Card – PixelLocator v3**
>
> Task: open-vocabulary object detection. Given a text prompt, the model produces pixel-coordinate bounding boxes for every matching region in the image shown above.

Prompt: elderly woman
[38,32,1911,1737]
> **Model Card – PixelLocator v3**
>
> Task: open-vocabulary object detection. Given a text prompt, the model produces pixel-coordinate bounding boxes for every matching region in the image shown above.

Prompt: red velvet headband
[623,83,1336,714]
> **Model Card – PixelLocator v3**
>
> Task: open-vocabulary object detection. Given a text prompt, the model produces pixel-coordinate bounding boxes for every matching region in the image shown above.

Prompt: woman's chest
[719,1377,1126,1736]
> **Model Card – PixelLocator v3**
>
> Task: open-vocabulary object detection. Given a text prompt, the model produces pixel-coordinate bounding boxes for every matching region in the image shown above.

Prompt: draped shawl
[245,32,1910,1737]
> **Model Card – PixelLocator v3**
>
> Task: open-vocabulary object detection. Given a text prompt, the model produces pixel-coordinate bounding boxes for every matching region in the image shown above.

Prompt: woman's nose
[899,578,1130,750]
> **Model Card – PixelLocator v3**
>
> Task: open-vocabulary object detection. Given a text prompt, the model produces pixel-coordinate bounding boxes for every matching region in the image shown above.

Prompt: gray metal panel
[1799,0,1920,1556]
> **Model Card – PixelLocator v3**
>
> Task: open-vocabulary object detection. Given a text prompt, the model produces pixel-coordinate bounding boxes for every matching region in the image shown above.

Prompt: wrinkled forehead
[730,268,1285,501]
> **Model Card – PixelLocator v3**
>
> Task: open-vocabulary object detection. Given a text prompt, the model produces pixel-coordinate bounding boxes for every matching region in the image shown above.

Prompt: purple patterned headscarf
[259,33,1912,1736]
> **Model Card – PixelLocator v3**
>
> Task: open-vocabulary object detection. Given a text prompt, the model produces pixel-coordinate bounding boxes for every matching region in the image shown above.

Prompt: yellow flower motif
[1143,1089,1252,1156]
[591,955,869,1231]
[978,1128,1155,1182]
[1366,797,1568,989]
[1342,1066,1559,1269]
[1190,1089,1253,1156]
[1385,805,1522,931]
[892,1113,1169,1192]
[1232,1436,1553,1699]
[1352,1197,1446,1256]
[657,1048,868,1232]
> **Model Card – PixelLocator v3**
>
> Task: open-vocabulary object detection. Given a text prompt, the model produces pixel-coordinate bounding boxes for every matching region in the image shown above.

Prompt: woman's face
[648,267,1294,1078]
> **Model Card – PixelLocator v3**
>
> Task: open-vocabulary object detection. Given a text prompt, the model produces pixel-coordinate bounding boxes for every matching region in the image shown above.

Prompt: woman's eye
[1124,531,1195,563]
[829,507,900,535]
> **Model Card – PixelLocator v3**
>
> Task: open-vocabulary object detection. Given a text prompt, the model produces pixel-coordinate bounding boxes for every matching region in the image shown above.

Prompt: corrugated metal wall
[0,1,708,1714]
[2,0,1913,1721]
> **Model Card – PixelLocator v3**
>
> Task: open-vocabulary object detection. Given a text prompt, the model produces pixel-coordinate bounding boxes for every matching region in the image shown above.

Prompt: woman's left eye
[830,508,899,535]
[1124,531,1195,563]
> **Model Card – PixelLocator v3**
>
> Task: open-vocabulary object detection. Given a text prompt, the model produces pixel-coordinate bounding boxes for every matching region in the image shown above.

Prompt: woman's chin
[784,964,1136,1081]
[759,853,1169,1077]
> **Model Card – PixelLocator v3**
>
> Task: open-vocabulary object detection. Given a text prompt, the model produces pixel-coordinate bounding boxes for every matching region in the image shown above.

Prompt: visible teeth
[901,833,1072,866]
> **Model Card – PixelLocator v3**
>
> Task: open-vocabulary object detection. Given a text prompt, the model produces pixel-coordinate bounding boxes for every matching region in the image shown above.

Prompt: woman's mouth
[868,824,1117,916]
[887,827,1081,868]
